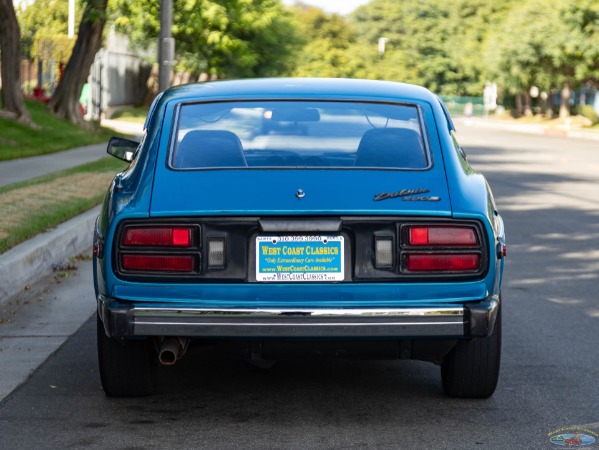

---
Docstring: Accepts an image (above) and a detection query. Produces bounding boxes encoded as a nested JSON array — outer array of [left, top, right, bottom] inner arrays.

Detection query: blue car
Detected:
[[94, 78, 506, 398]]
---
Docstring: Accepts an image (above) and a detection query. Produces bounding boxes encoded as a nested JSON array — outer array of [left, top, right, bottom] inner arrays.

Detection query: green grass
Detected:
[[110, 106, 149, 124], [0, 157, 127, 254], [0, 100, 116, 162]]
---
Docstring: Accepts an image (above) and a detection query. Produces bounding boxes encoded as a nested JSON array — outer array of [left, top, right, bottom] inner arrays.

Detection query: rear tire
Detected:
[[97, 314, 157, 397], [441, 302, 502, 398]]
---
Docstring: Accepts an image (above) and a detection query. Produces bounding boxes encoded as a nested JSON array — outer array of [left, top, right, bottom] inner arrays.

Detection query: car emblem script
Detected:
[[374, 188, 439, 202]]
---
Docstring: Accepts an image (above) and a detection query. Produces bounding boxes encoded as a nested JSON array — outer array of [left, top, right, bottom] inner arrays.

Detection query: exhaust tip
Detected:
[[157, 337, 189, 366], [159, 350, 178, 366]]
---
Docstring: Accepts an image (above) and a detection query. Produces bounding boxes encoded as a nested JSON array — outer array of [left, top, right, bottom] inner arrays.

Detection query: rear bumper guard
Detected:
[[97, 295, 499, 340]]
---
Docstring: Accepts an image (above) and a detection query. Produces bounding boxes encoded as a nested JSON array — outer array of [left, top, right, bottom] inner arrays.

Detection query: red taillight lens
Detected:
[[406, 254, 480, 272], [408, 226, 478, 246], [123, 227, 191, 247], [122, 255, 194, 272]]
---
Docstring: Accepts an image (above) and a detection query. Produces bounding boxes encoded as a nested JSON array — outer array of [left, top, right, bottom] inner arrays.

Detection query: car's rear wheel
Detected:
[[441, 301, 502, 398], [97, 314, 157, 397]]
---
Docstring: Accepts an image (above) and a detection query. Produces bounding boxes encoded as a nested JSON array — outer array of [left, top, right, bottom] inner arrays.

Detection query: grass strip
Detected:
[[109, 106, 149, 124], [0, 157, 127, 254], [0, 100, 116, 162]]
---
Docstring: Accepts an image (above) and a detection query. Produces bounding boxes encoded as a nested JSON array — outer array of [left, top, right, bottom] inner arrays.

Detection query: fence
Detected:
[[440, 95, 485, 117], [16, 50, 150, 120], [86, 49, 152, 120]]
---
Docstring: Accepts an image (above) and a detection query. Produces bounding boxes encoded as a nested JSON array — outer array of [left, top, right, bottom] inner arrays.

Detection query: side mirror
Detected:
[[107, 137, 139, 162]]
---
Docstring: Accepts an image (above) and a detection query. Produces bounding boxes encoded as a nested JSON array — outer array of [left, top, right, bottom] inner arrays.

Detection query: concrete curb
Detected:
[[0, 206, 99, 304]]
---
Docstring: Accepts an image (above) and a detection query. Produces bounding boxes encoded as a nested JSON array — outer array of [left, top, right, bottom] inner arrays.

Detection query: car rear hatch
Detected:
[[149, 167, 452, 217]]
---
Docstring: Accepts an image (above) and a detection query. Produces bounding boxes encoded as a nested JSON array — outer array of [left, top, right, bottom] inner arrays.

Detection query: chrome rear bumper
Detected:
[[98, 295, 499, 339]]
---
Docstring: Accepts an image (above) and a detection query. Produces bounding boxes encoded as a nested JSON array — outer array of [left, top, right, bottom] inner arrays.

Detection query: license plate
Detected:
[[256, 235, 344, 282]]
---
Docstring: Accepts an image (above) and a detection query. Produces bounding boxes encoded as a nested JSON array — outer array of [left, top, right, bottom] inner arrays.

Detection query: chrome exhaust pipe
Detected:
[[158, 337, 189, 366]]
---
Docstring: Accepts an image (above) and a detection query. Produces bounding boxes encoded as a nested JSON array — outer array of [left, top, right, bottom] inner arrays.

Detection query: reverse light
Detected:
[[408, 226, 478, 246], [208, 238, 225, 267], [375, 237, 393, 268], [122, 254, 194, 272], [406, 254, 480, 272], [123, 227, 192, 247]]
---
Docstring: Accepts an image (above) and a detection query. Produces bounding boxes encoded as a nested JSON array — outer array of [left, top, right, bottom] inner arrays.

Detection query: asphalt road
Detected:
[[1, 125, 598, 449]]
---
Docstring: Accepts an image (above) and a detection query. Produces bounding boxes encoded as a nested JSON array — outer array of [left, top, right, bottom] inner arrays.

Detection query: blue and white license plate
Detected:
[[256, 235, 344, 282]]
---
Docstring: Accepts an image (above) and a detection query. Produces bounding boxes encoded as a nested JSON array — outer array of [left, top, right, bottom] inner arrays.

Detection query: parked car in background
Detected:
[[94, 78, 506, 398]]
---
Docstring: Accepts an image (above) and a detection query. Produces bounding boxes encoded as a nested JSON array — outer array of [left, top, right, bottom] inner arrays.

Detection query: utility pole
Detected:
[[68, 0, 75, 38], [158, 0, 174, 93], [378, 37, 389, 56]]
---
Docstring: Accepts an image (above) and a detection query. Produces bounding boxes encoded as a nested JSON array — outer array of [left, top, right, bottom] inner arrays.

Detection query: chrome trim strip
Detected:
[[131, 307, 465, 338], [134, 307, 464, 317]]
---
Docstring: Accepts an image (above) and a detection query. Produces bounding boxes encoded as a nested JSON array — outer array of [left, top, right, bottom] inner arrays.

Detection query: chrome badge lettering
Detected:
[[374, 188, 437, 202], [402, 196, 441, 202]]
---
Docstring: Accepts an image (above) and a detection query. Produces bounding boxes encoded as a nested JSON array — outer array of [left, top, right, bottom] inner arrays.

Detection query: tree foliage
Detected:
[[484, 0, 568, 95], [17, 0, 83, 60], [111, 0, 300, 78], [9, 0, 598, 121], [290, 5, 374, 78], [347, 0, 521, 95], [561, 0, 599, 85], [286, 0, 597, 114]]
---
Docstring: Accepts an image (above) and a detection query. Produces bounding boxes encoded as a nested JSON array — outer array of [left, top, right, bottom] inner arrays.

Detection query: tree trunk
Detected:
[[512, 92, 523, 118], [47, 0, 108, 125], [559, 82, 571, 119], [524, 91, 533, 117], [0, 0, 32, 124]]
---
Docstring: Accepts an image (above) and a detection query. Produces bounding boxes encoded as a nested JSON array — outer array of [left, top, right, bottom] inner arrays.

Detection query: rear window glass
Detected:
[[171, 101, 428, 169]]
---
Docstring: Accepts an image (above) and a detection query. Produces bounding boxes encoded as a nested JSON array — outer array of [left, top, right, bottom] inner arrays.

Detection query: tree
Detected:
[[112, 0, 299, 79], [290, 5, 372, 78], [17, 0, 80, 91], [17, 0, 82, 60], [561, 0, 599, 86], [349, 0, 517, 95], [479, 0, 599, 118], [349, 0, 454, 92], [0, 0, 32, 123], [47, 0, 108, 124]]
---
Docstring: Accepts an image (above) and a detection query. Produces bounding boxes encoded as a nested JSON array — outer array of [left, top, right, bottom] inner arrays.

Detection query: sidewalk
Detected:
[[0, 144, 107, 188], [0, 119, 143, 303], [456, 117, 599, 142], [0, 119, 144, 188]]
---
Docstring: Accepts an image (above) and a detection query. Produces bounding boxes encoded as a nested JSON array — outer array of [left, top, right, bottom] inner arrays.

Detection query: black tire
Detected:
[[97, 314, 158, 397], [441, 301, 502, 398]]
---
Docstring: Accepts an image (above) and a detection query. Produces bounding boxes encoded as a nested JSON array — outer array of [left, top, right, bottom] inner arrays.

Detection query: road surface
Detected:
[[0, 124, 598, 449]]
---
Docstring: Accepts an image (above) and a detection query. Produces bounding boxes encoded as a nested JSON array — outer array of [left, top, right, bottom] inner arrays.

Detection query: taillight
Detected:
[[401, 224, 484, 275], [122, 255, 194, 272], [122, 227, 192, 247], [119, 225, 198, 275], [406, 254, 480, 272], [408, 226, 478, 246]]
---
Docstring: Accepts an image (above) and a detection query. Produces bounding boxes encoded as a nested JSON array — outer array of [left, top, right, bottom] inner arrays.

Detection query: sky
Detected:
[[282, 0, 372, 15]]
